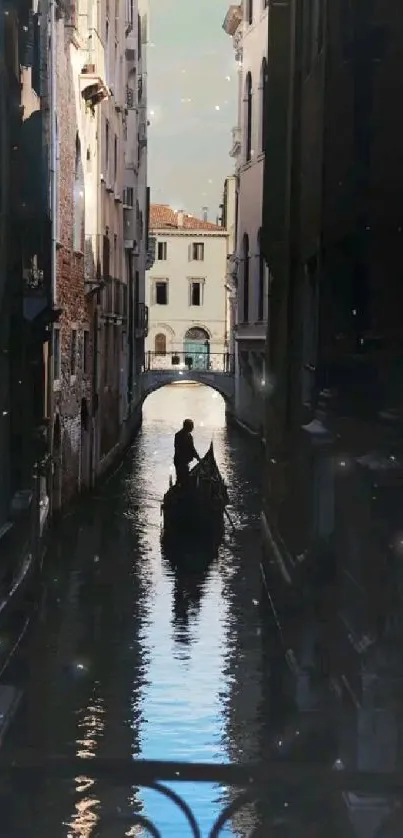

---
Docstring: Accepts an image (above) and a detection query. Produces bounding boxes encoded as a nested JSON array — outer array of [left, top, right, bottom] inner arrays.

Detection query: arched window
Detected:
[[257, 228, 264, 322], [154, 333, 166, 356], [73, 134, 84, 252], [246, 0, 253, 25], [260, 58, 268, 152], [243, 234, 249, 323], [245, 73, 252, 163]]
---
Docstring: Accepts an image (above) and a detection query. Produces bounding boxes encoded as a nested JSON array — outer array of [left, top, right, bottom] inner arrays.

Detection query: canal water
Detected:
[[2, 384, 273, 836]]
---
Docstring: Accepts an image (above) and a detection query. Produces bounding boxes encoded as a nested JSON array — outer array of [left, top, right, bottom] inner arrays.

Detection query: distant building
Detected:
[[145, 205, 228, 372], [223, 0, 269, 435]]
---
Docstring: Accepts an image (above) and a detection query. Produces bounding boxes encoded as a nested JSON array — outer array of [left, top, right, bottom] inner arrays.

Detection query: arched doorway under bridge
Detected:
[[183, 327, 210, 371]]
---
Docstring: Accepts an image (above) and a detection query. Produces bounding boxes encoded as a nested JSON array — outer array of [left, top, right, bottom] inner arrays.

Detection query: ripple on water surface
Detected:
[[3, 385, 264, 837]]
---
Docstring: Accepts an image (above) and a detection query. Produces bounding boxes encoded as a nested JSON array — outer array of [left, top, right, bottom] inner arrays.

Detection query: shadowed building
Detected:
[[260, 0, 403, 778]]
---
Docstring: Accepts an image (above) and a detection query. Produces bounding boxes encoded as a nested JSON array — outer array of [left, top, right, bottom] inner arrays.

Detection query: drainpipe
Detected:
[[47, 0, 57, 510], [50, 0, 57, 306]]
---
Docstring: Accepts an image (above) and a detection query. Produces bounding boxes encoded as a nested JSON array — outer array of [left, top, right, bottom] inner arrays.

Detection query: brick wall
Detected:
[[53, 21, 93, 505]]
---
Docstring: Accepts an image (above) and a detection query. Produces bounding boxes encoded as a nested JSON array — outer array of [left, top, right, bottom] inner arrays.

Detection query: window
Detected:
[[105, 119, 110, 172], [154, 280, 168, 305], [246, 0, 253, 25], [189, 280, 203, 307], [70, 329, 77, 377], [124, 186, 134, 206], [257, 228, 264, 321], [245, 73, 252, 162], [155, 333, 166, 356], [104, 323, 110, 386], [105, 20, 110, 83], [83, 330, 90, 375], [190, 242, 204, 261], [260, 59, 268, 152], [157, 241, 167, 260], [242, 234, 249, 322], [137, 13, 142, 60], [73, 134, 84, 252], [53, 328, 61, 381]]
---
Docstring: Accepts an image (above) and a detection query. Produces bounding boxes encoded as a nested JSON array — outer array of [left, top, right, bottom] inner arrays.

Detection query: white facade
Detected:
[[222, 175, 237, 358], [223, 0, 269, 434], [145, 207, 228, 372]]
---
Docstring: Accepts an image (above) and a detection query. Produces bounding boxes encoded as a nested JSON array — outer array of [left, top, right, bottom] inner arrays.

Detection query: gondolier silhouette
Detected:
[[174, 419, 200, 485]]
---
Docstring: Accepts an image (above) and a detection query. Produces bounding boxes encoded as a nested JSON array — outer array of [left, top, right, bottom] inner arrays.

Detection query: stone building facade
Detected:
[[51, 10, 93, 507], [0, 0, 51, 567], [49, 0, 149, 506], [223, 0, 269, 435], [260, 0, 403, 780]]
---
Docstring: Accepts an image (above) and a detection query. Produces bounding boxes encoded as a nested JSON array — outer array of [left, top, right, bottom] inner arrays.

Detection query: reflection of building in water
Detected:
[[335, 679, 403, 838], [219, 552, 263, 836], [58, 508, 148, 837]]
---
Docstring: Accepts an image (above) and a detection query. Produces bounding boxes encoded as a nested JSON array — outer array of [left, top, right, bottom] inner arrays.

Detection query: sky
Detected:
[[147, 0, 237, 222]]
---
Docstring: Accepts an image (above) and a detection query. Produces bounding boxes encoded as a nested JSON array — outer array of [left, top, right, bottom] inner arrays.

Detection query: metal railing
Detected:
[[1, 757, 403, 836], [145, 351, 234, 374]]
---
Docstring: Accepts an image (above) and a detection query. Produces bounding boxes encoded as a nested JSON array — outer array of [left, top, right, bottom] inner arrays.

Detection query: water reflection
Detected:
[[162, 542, 218, 650], [2, 384, 268, 836]]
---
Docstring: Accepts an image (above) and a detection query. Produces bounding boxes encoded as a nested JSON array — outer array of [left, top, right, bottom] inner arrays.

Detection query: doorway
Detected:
[[183, 327, 210, 370]]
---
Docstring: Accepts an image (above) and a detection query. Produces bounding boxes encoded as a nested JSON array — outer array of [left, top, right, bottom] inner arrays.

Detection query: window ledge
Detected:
[[73, 249, 84, 257]]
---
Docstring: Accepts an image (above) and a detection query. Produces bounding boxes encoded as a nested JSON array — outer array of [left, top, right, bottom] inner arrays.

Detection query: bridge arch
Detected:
[[141, 369, 234, 406]]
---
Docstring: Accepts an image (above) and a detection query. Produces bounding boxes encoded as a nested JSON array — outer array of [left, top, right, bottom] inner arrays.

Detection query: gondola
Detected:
[[161, 442, 229, 545]]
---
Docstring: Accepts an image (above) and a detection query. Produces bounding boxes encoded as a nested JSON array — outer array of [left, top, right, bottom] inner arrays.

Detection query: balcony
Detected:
[[222, 4, 242, 36], [230, 126, 241, 158], [135, 302, 148, 337], [79, 29, 109, 110]]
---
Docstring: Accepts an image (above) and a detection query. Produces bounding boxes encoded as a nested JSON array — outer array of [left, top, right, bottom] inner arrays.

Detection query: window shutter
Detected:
[[166, 280, 169, 305], [188, 243, 192, 262], [151, 281, 156, 305]]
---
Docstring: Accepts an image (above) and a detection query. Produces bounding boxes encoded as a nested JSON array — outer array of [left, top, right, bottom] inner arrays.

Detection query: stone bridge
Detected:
[[141, 368, 235, 405]]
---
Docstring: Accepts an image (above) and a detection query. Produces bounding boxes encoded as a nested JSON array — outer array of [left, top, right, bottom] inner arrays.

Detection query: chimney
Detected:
[[177, 210, 184, 227], [202, 206, 208, 222]]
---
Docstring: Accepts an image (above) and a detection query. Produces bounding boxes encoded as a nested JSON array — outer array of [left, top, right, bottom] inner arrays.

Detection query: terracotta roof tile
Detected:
[[150, 204, 222, 231]]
